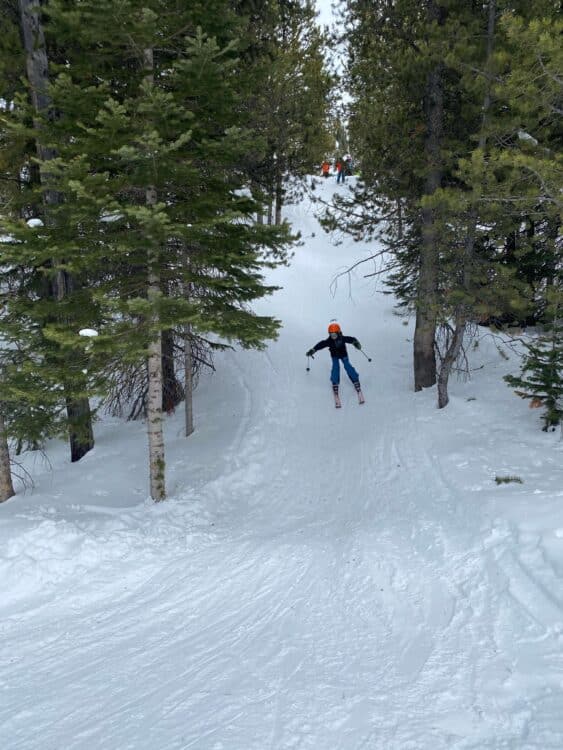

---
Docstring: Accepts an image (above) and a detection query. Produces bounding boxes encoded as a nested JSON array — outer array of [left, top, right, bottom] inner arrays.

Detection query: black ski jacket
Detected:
[[312, 333, 359, 359]]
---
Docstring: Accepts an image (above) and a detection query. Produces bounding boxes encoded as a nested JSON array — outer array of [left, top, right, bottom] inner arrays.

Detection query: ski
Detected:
[[353, 382, 365, 404], [332, 386, 341, 408]]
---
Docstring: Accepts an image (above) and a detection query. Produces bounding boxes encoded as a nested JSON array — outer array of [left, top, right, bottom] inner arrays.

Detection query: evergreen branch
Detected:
[[311, 190, 396, 223], [536, 53, 563, 87], [454, 61, 502, 84]]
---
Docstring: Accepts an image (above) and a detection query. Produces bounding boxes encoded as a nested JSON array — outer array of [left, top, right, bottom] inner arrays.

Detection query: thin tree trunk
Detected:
[[182, 275, 194, 437], [252, 180, 264, 225], [436, 0, 496, 408], [144, 48, 166, 502], [146, 186, 166, 501], [414, 62, 442, 390], [0, 409, 15, 502], [162, 328, 183, 413], [275, 164, 283, 225], [18, 0, 94, 461], [396, 198, 403, 241], [413, 2, 446, 391], [436, 318, 466, 407], [184, 325, 194, 437], [267, 159, 275, 225]]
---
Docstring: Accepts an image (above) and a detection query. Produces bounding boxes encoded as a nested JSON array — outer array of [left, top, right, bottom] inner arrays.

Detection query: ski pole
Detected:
[[306, 354, 314, 372], [358, 349, 372, 362]]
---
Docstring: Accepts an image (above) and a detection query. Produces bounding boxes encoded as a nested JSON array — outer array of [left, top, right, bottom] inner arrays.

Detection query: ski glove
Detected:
[[354, 340, 361, 349], [306, 349, 315, 357]]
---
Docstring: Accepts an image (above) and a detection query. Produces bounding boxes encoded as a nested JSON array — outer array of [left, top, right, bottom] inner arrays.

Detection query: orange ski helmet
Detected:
[[328, 322, 341, 334]]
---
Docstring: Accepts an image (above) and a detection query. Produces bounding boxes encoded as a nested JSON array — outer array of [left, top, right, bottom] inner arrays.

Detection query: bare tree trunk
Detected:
[[146, 186, 166, 501], [436, 0, 496, 408], [0, 409, 15, 503], [396, 198, 403, 241], [181, 274, 194, 437], [162, 328, 183, 413], [414, 63, 442, 390], [66, 396, 95, 462], [436, 318, 466, 407], [267, 198, 273, 225], [144, 48, 166, 502], [274, 164, 283, 226], [18, 0, 94, 462], [267, 164, 275, 225], [18, 0, 52, 135], [251, 180, 264, 225], [413, 2, 447, 391], [184, 325, 194, 437]]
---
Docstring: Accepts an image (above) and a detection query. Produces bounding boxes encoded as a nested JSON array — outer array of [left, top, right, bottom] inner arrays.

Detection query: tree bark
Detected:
[[184, 325, 194, 437], [18, 0, 94, 461], [436, 318, 466, 408], [414, 59, 442, 391], [274, 163, 283, 226], [251, 180, 264, 225], [18, 0, 52, 129], [0, 409, 15, 503], [146, 186, 166, 501], [66, 396, 95, 462], [144, 48, 166, 501], [396, 198, 403, 241], [162, 328, 183, 413]]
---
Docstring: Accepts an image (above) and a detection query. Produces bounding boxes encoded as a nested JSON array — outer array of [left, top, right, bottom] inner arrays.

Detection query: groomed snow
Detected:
[[1, 178, 563, 750]]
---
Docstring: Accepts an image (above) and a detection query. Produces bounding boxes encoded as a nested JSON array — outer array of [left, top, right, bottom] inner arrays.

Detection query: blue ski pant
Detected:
[[331, 356, 359, 386]]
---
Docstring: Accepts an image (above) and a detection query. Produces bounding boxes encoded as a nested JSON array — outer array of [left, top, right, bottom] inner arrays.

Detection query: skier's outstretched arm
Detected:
[[306, 339, 329, 357], [343, 336, 361, 349]]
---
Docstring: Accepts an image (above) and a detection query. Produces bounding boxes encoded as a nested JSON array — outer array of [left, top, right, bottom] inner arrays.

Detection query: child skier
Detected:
[[306, 322, 365, 407]]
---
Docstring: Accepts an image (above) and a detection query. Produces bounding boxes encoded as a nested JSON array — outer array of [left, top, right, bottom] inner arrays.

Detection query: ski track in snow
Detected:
[[2, 178, 563, 749]]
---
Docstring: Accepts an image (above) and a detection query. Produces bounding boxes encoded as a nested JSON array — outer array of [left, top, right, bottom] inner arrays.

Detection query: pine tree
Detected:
[[234, 0, 334, 223], [505, 287, 563, 430], [1, 0, 292, 499], [328, 0, 561, 411], [496, 7, 563, 430], [341, 0, 485, 391], [0, 0, 95, 461]]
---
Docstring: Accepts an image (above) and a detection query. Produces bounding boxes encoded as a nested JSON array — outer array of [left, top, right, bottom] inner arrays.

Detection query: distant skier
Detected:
[[335, 159, 345, 184], [306, 322, 365, 407]]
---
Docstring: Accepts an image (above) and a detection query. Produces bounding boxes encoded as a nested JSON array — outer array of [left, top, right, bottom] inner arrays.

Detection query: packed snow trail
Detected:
[[2, 178, 563, 749]]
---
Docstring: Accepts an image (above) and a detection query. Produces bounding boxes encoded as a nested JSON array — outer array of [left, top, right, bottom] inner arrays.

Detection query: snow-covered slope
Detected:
[[2, 178, 563, 750]]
